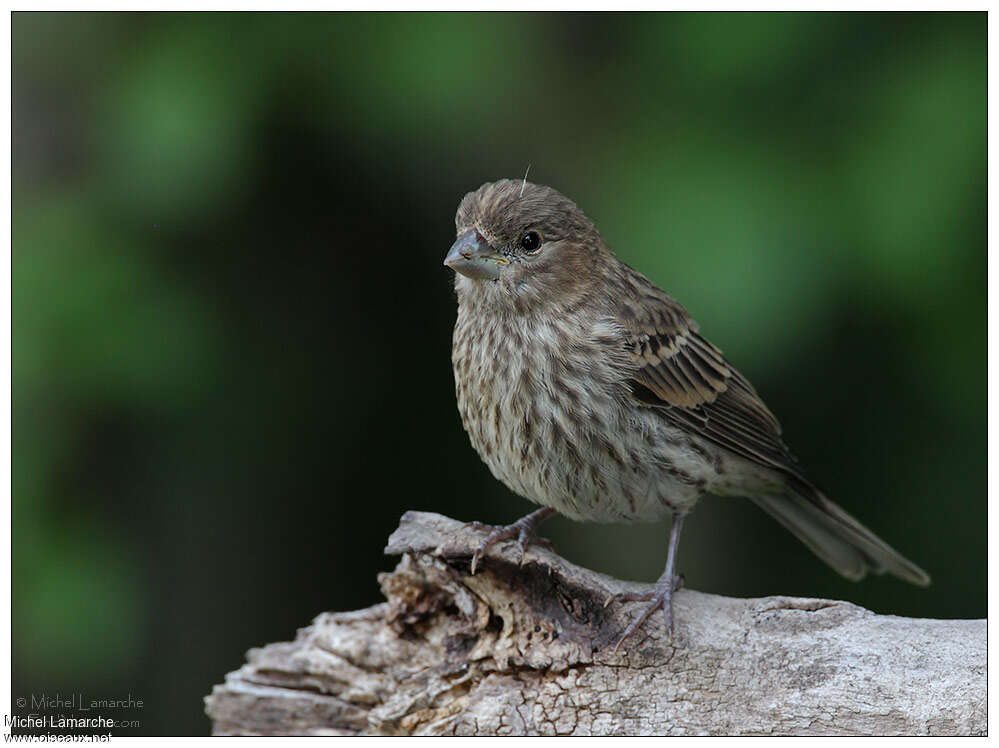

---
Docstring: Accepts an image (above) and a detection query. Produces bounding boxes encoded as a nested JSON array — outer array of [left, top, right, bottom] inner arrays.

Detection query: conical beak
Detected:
[[444, 229, 508, 281]]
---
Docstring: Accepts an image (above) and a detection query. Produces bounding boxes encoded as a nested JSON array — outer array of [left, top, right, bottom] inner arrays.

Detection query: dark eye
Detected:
[[520, 231, 542, 253]]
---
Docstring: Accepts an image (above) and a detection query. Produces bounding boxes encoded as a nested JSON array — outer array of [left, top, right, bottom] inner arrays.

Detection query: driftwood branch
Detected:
[[204, 512, 985, 736]]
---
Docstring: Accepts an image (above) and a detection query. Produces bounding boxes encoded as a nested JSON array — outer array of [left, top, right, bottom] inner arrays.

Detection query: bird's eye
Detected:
[[520, 231, 543, 253]]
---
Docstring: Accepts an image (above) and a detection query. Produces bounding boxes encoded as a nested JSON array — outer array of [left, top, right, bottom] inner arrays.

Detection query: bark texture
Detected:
[[204, 511, 985, 736]]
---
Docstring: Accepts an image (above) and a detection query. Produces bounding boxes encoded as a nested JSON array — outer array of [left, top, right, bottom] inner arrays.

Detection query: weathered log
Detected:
[[204, 511, 985, 735]]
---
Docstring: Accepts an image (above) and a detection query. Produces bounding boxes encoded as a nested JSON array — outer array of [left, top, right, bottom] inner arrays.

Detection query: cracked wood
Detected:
[[204, 511, 985, 736]]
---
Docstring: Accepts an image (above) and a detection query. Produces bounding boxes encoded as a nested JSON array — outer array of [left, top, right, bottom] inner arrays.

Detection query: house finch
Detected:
[[444, 179, 929, 648]]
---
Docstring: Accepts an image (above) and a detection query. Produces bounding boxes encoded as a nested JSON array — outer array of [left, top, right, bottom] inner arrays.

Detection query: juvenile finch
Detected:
[[444, 179, 929, 648]]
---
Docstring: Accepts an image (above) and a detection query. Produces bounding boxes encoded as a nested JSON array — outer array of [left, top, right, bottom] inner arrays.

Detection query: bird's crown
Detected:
[[455, 179, 596, 244]]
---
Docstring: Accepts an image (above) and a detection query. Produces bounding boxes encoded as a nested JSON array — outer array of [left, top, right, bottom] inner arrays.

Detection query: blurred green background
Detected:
[[13, 11, 985, 736]]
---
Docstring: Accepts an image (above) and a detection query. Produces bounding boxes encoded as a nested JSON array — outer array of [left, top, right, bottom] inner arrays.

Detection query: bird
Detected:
[[443, 178, 929, 649]]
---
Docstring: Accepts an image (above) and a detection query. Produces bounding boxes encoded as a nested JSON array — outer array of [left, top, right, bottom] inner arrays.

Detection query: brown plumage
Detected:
[[444, 179, 929, 647]]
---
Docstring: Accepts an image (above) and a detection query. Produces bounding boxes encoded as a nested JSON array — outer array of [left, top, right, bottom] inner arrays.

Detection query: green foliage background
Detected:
[[14, 12, 985, 735]]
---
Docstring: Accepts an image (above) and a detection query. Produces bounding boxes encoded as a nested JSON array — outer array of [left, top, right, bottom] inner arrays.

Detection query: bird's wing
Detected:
[[608, 269, 931, 588], [611, 272, 804, 479]]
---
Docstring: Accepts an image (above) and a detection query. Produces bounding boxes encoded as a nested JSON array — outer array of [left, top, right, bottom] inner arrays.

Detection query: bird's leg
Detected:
[[611, 512, 686, 652], [468, 507, 556, 575]]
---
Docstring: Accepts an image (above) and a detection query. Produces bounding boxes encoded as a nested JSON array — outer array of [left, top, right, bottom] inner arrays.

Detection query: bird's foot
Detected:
[[604, 573, 684, 607], [467, 507, 556, 575], [608, 574, 684, 652]]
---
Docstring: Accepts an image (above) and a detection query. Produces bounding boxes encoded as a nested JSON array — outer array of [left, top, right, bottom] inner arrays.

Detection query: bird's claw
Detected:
[[608, 574, 684, 653], [469, 524, 553, 575], [465, 509, 555, 575], [604, 573, 684, 607]]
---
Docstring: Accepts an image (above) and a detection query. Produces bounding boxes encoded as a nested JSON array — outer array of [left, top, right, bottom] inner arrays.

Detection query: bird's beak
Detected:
[[444, 229, 508, 281]]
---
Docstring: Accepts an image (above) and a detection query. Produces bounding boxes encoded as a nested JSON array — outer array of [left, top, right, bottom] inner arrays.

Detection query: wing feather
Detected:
[[611, 271, 802, 481]]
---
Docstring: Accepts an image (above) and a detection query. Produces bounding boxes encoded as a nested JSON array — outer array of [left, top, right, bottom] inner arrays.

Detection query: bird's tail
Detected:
[[751, 481, 930, 587]]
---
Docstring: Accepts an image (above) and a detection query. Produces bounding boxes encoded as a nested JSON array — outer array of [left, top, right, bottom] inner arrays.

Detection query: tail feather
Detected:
[[751, 485, 931, 587]]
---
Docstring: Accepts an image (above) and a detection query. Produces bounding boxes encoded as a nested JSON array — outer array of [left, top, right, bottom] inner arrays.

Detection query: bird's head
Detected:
[[445, 180, 605, 312]]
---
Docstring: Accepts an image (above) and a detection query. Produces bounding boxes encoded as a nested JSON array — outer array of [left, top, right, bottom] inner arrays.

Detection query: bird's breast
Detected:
[[451, 306, 700, 523]]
